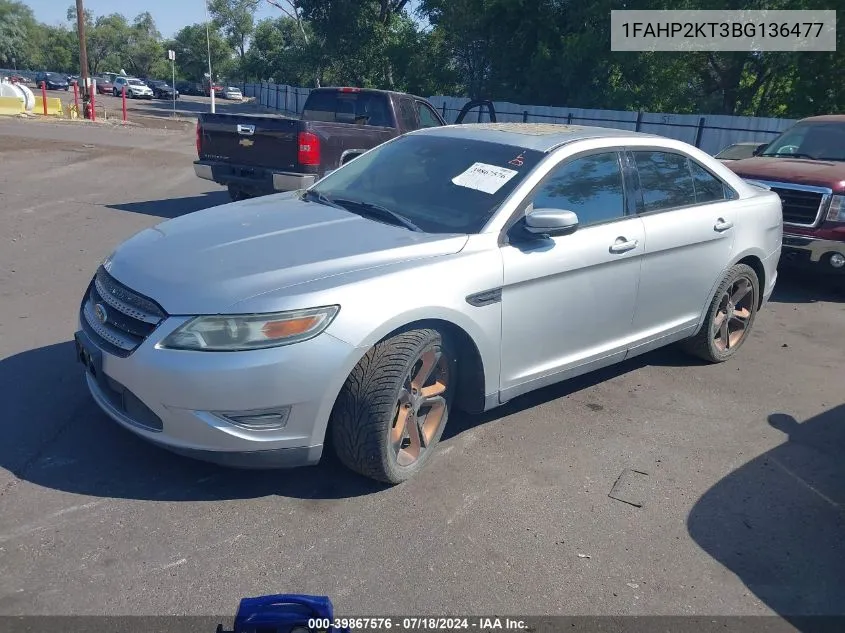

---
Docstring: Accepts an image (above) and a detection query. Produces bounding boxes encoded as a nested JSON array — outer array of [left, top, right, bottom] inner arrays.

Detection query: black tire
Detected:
[[682, 263, 760, 363], [330, 328, 457, 484]]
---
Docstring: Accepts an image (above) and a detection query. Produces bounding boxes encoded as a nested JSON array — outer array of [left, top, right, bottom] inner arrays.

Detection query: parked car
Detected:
[[113, 76, 153, 99], [147, 79, 179, 100], [222, 86, 243, 100], [176, 81, 204, 96], [714, 142, 769, 162], [76, 123, 782, 483], [194, 86, 496, 201], [96, 77, 114, 95], [33, 72, 69, 90], [725, 115, 845, 279]]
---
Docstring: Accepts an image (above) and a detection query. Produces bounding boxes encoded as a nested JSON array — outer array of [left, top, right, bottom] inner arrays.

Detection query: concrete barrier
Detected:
[[34, 96, 64, 116], [0, 96, 24, 115]]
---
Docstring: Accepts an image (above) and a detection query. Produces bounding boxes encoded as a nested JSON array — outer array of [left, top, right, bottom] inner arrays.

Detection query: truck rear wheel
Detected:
[[330, 328, 457, 484], [227, 186, 250, 202]]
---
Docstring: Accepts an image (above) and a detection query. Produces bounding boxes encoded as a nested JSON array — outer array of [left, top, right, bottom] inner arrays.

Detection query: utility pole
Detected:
[[204, 0, 216, 114], [75, 0, 91, 115]]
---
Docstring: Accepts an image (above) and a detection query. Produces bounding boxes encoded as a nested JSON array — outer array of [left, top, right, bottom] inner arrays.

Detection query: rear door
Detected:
[[628, 149, 738, 350], [199, 114, 301, 169]]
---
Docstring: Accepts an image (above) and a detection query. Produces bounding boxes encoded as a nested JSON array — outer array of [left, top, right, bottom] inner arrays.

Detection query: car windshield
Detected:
[[45, 73, 63, 79], [759, 122, 845, 161], [227, 87, 239, 91], [309, 134, 545, 234], [715, 144, 759, 160], [128, 79, 144, 86]]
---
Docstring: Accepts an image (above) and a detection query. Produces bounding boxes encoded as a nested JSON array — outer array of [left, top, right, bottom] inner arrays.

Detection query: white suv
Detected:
[[113, 77, 153, 99]]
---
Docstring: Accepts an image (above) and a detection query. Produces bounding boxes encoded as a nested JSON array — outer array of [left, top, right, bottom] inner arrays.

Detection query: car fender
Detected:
[[692, 245, 772, 336], [308, 303, 501, 447]]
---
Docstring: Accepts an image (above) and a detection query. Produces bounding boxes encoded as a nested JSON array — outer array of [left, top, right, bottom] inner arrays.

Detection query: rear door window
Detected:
[[416, 101, 443, 128], [633, 151, 697, 212], [302, 91, 393, 127], [398, 98, 418, 130]]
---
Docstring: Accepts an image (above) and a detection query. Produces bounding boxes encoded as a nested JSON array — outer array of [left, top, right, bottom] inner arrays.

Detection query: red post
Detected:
[[90, 84, 96, 122], [73, 81, 79, 113], [41, 82, 48, 115], [122, 86, 127, 123]]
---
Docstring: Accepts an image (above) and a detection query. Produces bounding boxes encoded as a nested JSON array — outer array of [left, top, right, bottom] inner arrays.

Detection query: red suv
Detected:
[[726, 115, 845, 279]]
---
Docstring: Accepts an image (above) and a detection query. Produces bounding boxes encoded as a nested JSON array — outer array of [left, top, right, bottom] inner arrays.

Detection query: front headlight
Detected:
[[826, 195, 845, 223], [160, 305, 340, 351]]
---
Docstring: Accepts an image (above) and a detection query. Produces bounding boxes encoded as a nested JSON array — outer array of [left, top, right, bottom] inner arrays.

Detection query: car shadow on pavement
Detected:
[[106, 191, 230, 219], [2, 340, 705, 503], [0, 341, 386, 503], [443, 344, 703, 440], [770, 267, 844, 304], [688, 406, 845, 629]]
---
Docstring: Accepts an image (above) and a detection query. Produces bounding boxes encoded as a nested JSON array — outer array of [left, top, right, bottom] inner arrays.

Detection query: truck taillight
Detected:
[[196, 121, 202, 157], [298, 131, 320, 166]]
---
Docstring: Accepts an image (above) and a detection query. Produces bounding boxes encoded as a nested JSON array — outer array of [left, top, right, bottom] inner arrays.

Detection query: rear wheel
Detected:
[[682, 263, 760, 363], [227, 186, 250, 202], [331, 328, 456, 484]]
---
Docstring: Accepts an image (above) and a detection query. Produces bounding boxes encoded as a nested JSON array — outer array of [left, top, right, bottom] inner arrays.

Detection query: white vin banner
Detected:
[[611, 10, 836, 52]]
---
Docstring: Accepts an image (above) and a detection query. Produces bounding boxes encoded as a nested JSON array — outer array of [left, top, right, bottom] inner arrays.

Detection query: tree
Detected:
[[209, 0, 258, 80], [0, 0, 36, 67], [124, 12, 165, 77], [88, 14, 132, 75], [172, 23, 234, 81]]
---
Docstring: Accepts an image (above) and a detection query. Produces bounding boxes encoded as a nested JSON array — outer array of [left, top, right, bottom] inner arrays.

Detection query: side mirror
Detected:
[[752, 142, 768, 156], [524, 208, 580, 236]]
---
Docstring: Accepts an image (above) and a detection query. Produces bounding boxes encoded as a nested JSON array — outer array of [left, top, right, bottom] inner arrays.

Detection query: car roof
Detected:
[[797, 114, 845, 124], [411, 122, 661, 152]]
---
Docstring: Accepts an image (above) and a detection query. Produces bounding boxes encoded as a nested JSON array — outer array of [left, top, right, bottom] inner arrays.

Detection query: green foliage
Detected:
[[172, 23, 234, 81], [209, 0, 258, 79], [9, 0, 845, 117]]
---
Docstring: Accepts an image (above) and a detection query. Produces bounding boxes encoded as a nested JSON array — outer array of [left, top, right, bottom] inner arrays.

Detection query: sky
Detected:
[[24, 0, 281, 38], [24, 0, 424, 38]]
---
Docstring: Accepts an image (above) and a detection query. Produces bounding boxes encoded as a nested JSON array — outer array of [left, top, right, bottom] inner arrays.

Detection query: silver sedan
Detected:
[[75, 123, 783, 483]]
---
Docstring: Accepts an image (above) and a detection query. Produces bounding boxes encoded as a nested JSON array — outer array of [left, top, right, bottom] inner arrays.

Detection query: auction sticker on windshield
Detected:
[[452, 163, 519, 194]]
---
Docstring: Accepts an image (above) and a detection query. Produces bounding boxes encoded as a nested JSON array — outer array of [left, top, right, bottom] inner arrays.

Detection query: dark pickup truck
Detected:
[[194, 86, 496, 201]]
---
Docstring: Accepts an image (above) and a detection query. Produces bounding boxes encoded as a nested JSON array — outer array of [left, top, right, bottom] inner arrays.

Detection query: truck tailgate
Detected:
[[199, 113, 301, 170]]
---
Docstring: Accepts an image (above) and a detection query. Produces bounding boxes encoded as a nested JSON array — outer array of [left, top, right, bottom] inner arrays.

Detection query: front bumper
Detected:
[[194, 160, 318, 195], [781, 234, 845, 275], [77, 320, 359, 469]]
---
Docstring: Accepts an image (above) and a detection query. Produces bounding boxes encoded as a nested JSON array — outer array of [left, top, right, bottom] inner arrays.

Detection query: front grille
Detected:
[[80, 266, 167, 358], [768, 186, 826, 226]]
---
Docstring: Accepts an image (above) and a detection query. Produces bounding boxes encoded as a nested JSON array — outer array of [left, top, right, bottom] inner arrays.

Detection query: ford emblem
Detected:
[[94, 303, 108, 324]]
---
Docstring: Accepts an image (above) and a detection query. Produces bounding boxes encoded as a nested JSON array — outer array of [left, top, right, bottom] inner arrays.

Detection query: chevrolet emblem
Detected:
[[239, 138, 254, 147]]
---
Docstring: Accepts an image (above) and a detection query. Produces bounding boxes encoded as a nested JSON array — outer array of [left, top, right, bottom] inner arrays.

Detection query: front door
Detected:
[[499, 150, 645, 403]]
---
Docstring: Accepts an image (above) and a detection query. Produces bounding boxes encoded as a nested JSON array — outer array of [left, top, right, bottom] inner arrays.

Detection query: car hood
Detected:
[[104, 194, 469, 315], [728, 157, 845, 192]]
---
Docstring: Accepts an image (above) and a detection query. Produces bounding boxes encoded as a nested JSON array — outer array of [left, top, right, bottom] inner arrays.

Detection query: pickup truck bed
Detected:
[[194, 87, 495, 200]]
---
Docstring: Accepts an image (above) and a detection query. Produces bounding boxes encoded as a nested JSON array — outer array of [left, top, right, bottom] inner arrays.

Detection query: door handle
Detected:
[[609, 237, 639, 253], [714, 219, 734, 232]]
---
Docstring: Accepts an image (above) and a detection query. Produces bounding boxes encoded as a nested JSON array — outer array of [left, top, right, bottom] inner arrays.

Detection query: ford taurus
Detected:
[[76, 123, 783, 483]]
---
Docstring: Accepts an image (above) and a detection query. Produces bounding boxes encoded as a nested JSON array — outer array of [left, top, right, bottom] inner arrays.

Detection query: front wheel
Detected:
[[682, 263, 760, 363], [331, 328, 456, 484]]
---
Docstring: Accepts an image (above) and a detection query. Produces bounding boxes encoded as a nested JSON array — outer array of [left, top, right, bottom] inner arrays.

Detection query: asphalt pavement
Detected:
[[0, 117, 843, 622]]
